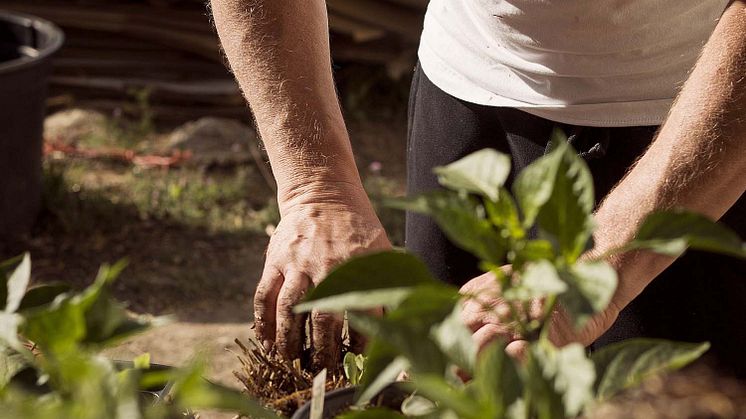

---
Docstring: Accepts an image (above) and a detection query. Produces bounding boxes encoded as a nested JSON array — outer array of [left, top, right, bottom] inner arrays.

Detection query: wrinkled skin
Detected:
[[254, 201, 390, 370], [459, 269, 621, 359]]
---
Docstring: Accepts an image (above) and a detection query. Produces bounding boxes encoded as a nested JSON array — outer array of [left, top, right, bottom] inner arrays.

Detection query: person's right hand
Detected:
[[253, 183, 390, 370]]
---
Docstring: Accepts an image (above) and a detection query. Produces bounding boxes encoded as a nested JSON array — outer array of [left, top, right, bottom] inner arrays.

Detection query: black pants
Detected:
[[405, 65, 746, 377]]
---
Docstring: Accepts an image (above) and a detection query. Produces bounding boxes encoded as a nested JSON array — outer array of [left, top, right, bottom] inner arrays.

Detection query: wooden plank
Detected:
[[327, 0, 424, 42], [49, 76, 241, 98], [328, 12, 386, 43]]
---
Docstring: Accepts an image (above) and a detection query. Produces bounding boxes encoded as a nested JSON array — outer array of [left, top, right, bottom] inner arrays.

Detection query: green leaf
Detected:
[[0, 312, 23, 351], [400, 394, 437, 416], [343, 352, 364, 385], [513, 132, 563, 229], [557, 260, 617, 329], [5, 253, 31, 313], [591, 339, 709, 401], [22, 298, 86, 353], [530, 342, 595, 418], [17, 283, 70, 312], [514, 129, 595, 262], [503, 260, 567, 301], [628, 210, 746, 259], [537, 142, 594, 262], [430, 304, 477, 374], [132, 353, 150, 370], [0, 349, 27, 388], [511, 240, 555, 270], [471, 340, 521, 417], [485, 188, 525, 240], [171, 358, 280, 419], [434, 149, 511, 201], [296, 287, 415, 313], [406, 375, 483, 419], [350, 314, 447, 377], [21, 261, 152, 353], [390, 192, 506, 264], [356, 340, 409, 405], [350, 286, 459, 377], [299, 251, 437, 308], [0, 255, 23, 310]]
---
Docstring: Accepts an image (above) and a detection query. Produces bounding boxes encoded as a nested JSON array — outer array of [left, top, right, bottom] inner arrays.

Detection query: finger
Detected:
[[472, 323, 513, 353], [348, 307, 382, 354], [275, 272, 311, 362], [310, 308, 344, 371], [254, 266, 283, 349], [505, 340, 528, 361], [460, 298, 508, 332]]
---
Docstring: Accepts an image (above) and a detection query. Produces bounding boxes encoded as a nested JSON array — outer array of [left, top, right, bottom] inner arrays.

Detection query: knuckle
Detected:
[[312, 311, 340, 327], [277, 294, 299, 310]]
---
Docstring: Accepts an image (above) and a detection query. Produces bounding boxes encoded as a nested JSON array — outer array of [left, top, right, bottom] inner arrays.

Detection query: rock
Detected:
[[44, 109, 108, 145], [166, 117, 256, 166]]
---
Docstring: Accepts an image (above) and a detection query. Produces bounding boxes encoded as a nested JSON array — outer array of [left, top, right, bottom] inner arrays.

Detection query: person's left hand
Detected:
[[459, 269, 622, 358]]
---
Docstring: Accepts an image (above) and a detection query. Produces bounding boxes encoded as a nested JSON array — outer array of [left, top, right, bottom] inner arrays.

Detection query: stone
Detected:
[[166, 117, 256, 166], [44, 108, 108, 145]]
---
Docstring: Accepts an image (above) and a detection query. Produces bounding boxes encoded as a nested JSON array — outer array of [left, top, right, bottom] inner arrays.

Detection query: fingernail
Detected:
[[262, 340, 272, 351]]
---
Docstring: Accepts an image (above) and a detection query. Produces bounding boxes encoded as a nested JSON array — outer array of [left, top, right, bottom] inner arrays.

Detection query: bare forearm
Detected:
[[594, 1, 746, 308], [210, 0, 365, 210]]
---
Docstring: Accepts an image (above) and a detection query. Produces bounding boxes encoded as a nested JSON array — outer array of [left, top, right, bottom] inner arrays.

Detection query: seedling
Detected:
[[297, 128, 746, 418]]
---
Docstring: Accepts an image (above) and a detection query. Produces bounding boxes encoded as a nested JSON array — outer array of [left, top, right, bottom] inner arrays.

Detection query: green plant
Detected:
[[0, 254, 278, 419], [296, 129, 746, 418]]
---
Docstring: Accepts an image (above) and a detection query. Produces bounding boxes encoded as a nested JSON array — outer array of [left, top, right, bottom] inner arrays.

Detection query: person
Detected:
[[210, 0, 746, 376]]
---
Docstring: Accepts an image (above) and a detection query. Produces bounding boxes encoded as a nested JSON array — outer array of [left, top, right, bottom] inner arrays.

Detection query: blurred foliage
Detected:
[[0, 254, 278, 419], [298, 128, 745, 418]]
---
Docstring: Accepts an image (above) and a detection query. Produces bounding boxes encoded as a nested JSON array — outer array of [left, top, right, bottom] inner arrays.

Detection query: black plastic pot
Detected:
[[291, 384, 409, 419], [0, 11, 63, 238]]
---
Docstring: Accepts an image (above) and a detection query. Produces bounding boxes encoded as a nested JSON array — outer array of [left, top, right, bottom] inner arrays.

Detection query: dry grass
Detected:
[[232, 339, 348, 417]]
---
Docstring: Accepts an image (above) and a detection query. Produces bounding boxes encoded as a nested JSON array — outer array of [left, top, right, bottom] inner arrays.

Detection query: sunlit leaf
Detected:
[[557, 260, 617, 329], [389, 192, 506, 264], [356, 339, 408, 405], [17, 284, 70, 312], [133, 353, 150, 370], [627, 210, 746, 259], [5, 253, 31, 314], [406, 375, 483, 419], [343, 352, 358, 384], [434, 149, 511, 201], [591, 339, 709, 401], [504, 260, 567, 301], [471, 340, 521, 417], [0, 312, 23, 351], [350, 314, 447, 377], [514, 129, 595, 262], [400, 394, 437, 416], [484, 188, 525, 240], [296, 251, 438, 311], [430, 305, 476, 374], [296, 287, 414, 313], [530, 342, 595, 417], [512, 240, 554, 270], [0, 349, 26, 388], [513, 144, 561, 230], [0, 255, 24, 310], [171, 359, 280, 419]]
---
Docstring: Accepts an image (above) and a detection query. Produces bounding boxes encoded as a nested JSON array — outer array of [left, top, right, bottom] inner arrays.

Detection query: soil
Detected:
[[0, 101, 407, 418]]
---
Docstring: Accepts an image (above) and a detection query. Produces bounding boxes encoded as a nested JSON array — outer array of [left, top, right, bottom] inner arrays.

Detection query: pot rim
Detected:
[[0, 9, 64, 75]]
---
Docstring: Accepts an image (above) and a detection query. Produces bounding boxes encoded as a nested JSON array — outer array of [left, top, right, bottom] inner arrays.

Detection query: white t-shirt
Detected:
[[418, 0, 729, 127]]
